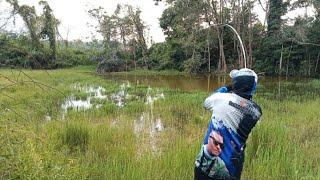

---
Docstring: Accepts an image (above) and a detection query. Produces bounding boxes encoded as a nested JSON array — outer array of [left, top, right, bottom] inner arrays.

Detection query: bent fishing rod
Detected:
[[209, 24, 247, 69]]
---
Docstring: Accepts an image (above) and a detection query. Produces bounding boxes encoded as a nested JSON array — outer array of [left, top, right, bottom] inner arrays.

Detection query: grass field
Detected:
[[0, 66, 319, 179]]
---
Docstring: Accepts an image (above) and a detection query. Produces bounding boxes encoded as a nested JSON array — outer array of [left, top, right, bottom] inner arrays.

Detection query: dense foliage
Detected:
[[155, 0, 320, 76], [1, 0, 320, 76], [0, 33, 100, 68]]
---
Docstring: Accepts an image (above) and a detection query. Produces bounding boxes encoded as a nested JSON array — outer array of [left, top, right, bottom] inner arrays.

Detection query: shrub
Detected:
[[183, 53, 203, 74], [27, 49, 51, 69], [97, 55, 125, 73]]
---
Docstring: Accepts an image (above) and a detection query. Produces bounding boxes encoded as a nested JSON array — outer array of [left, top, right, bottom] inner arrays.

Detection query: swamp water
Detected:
[[59, 81, 166, 154], [104, 74, 320, 99], [59, 73, 319, 154]]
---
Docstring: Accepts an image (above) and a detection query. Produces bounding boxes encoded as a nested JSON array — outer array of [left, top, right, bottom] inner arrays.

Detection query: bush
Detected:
[[97, 55, 125, 73], [183, 53, 203, 74], [148, 42, 173, 70], [0, 33, 100, 69], [27, 49, 51, 69], [0, 34, 28, 67], [55, 48, 99, 68]]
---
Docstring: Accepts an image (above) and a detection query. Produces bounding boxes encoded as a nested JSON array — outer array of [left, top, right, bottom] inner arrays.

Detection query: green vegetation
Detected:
[[0, 67, 319, 179], [108, 69, 187, 76], [1, 0, 319, 179], [1, 0, 320, 76], [0, 33, 100, 68]]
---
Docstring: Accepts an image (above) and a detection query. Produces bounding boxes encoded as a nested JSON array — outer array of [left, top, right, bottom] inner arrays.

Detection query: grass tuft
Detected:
[[59, 122, 89, 152]]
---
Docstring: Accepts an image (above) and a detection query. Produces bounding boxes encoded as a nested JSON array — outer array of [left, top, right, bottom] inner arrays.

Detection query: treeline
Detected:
[[1, 0, 320, 77], [0, 0, 99, 68], [89, 0, 320, 76], [0, 32, 101, 68]]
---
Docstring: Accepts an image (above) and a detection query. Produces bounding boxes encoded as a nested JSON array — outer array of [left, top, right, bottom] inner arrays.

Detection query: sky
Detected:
[[1, 0, 167, 42], [0, 0, 313, 43]]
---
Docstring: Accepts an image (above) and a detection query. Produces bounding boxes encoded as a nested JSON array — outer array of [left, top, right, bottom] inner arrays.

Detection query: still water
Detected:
[[57, 73, 318, 154], [103, 73, 319, 100]]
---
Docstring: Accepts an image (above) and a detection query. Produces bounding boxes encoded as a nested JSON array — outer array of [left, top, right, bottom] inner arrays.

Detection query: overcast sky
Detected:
[[0, 0, 312, 43]]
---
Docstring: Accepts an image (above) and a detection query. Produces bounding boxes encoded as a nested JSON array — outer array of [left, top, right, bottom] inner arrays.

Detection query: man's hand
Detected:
[[215, 85, 232, 93]]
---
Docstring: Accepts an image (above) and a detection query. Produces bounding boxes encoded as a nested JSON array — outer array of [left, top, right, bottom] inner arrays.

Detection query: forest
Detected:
[[0, 0, 319, 77], [1, 1, 320, 179]]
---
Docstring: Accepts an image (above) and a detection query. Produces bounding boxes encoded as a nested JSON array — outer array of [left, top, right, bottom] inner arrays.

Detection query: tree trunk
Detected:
[[231, 0, 239, 68], [239, 0, 244, 68], [236, 7, 242, 68], [279, 44, 283, 76], [207, 0, 226, 72], [286, 43, 293, 78], [264, 1, 269, 28], [248, 1, 253, 68], [208, 40, 211, 72], [308, 54, 311, 76], [133, 47, 137, 70], [217, 28, 226, 72], [315, 52, 319, 73], [220, 0, 226, 72]]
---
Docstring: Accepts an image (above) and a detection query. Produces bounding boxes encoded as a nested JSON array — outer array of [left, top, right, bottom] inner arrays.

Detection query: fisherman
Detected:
[[195, 68, 262, 179]]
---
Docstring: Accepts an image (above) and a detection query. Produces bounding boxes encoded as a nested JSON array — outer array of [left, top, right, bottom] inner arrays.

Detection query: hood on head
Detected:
[[229, 68, 258, 83], [229, 68, 258, 99]]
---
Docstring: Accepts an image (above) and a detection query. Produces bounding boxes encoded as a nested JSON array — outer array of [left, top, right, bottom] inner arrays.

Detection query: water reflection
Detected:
[[258, 76, 318, 100], [105, 74, 230, 93], [61, 96, 92, 119], [60, 85, 109, 119], [104, 73, 318, 99], [72, 83, 107, 99], [134, 87, 166, 156]]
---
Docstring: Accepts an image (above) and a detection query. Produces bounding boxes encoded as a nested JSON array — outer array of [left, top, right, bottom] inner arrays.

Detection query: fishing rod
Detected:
[[210, 24, 247, 69]]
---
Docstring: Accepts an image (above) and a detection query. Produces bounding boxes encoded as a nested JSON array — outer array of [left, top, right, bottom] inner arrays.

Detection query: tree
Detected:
[[89, 4, 150, 72], [39, 0, 58, 61], [255, 0, 289, 75], [160, 0, 210, 72], [207, 0, 228, 72], [6, 0, 41, 49], [127, 6, 149, 68], [4, 0, 60, 68]]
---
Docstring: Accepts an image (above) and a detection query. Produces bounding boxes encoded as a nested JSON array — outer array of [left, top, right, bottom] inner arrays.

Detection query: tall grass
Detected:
[[59, 121, 89, 152], [0, 68, 319, 179]]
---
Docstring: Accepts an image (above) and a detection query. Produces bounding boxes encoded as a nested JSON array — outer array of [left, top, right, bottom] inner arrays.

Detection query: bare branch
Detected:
[[0, 102, 29, 121]]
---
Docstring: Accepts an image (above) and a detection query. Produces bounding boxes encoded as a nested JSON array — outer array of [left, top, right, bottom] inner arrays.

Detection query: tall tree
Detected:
[[256, 0, 289, 74], [267, 0, 287, 38], [39, 0, 58, 61], [205, 0, 228, 72], [89, 4, 150, 72], [6, 0, 41, 49], [6, 0, 58, 53], [127, 6, 149, 68]]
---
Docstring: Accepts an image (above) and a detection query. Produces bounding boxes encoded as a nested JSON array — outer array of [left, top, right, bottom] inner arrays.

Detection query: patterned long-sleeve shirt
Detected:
[[202, 89, 262, 178]]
